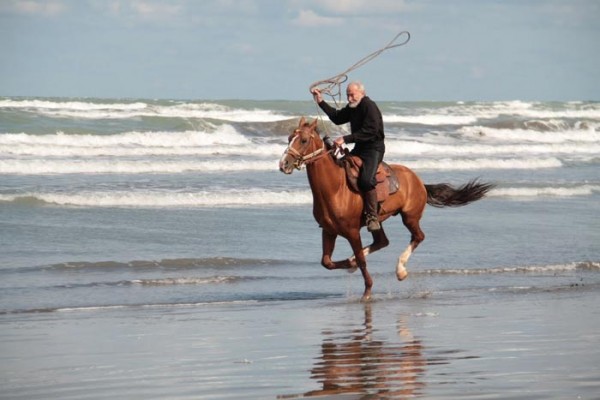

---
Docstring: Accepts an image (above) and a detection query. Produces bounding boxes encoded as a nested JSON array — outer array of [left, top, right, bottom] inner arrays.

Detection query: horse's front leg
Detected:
[[346, 231, 373, 302], [321, 229, 357, 270]]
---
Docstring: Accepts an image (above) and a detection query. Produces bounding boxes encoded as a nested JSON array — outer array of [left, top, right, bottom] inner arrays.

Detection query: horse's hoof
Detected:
[[396, 266, 408, 281], [346, 257, 358, 273]]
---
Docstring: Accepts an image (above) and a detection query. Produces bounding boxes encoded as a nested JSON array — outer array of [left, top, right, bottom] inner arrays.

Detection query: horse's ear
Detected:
[[298, 117, 306, 127], [310, 119, 318, 130]]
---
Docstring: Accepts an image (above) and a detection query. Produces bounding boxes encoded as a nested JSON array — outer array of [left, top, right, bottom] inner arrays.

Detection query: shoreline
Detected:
[[1, 287, 598, 399]]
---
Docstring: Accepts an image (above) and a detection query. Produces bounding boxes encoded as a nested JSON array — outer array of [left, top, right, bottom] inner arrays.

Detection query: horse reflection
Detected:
[[285, 304, 426, 398]]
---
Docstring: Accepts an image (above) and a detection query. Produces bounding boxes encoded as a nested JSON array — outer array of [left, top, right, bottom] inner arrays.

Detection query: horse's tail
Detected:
[[425, 179, 495, 208]]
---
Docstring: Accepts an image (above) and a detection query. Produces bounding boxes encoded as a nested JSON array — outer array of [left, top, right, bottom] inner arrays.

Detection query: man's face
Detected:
[[346, 85, 365, 108]]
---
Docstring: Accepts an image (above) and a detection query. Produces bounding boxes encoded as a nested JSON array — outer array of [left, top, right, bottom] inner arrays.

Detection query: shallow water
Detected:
[[1, 97, 599, 398]]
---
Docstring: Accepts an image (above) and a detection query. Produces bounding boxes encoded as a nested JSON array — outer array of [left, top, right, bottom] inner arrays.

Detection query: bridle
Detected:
[[283, 127, 332, 170]]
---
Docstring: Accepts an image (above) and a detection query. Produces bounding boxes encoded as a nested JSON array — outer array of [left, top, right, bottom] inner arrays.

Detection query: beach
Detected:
[[1, 98, 599, 398], [2, 285, 599, 399]]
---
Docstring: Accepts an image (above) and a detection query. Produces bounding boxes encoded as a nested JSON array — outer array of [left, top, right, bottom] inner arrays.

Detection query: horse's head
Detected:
[[279, 117, 325, 174]]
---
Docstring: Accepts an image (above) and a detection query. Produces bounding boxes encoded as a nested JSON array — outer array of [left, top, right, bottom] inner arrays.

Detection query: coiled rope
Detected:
[[308, 30, 411, 104]]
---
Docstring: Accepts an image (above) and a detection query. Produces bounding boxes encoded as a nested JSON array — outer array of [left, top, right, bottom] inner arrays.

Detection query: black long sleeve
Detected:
[[317, 96, 384, 147]]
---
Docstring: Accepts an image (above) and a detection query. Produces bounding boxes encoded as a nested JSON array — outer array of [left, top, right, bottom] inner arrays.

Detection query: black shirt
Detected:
[[318, 96, 385, 152]]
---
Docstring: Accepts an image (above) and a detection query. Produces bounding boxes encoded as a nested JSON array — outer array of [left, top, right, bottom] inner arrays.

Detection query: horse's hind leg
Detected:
[[396, 214, 425, 281], [347, 227, 390, 269]]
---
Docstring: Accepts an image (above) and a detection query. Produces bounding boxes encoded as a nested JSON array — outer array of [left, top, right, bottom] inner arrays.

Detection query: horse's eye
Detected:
[[301, 139, 308, 144]]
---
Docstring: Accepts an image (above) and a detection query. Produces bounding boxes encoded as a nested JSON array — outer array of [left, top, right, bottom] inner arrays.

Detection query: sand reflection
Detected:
[[281, 303, 427, 398]]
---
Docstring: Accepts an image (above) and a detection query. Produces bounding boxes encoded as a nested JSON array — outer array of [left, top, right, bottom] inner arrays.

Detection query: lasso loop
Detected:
[[309, 31, 410, 105]]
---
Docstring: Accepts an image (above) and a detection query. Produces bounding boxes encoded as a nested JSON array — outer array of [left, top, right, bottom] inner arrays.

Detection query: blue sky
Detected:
[[1, 0, 598, 101]]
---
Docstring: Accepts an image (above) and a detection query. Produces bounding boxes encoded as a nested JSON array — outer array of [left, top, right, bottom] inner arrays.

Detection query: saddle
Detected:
[[341, 153, 400, 203]]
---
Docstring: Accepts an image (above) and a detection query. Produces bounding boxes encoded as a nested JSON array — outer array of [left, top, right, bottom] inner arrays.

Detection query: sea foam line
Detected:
[[0, 99, 291, 122], [489, 185, 600, 198], [1, 183, 597, 209], [420, 261, 600, 275], [0, 189, 313, 208], [0, 156, 566, 175], [0, 159, 279, 175]]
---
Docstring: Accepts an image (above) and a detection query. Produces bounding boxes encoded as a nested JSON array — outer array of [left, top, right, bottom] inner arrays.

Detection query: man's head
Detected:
[[346, 82, 366, 108]]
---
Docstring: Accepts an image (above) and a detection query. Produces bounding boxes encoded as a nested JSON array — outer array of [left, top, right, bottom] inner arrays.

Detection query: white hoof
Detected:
[[396, 264, 408, 281]]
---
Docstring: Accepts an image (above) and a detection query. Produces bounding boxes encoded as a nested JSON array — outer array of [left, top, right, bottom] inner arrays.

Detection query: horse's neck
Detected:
[[306, 155, 345, 197]]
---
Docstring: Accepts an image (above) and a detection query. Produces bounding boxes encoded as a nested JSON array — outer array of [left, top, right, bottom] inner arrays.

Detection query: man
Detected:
[[311, 81, 385, 231]]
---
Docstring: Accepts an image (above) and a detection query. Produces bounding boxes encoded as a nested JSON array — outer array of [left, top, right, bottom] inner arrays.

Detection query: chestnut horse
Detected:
[[279, 118, 494, 301]]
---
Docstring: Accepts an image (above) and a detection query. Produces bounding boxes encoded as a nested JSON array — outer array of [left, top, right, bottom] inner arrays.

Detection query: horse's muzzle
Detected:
[[279, 154, 295, 174]]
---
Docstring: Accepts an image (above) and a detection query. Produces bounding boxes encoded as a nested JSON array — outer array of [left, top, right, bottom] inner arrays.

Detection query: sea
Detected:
[[1, 97, 599, 399]]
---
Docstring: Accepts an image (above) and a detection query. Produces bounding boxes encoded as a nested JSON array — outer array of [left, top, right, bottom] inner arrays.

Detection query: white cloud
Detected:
[[289, 0, 408, 16], [321, 0, 407, 14], [130, 0, 182, 20], [2, 0, 67, 16], [291, 9, 342, 27]]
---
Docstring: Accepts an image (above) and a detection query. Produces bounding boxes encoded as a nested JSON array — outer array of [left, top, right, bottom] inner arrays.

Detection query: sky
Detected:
[[0, 0, 598, 101]]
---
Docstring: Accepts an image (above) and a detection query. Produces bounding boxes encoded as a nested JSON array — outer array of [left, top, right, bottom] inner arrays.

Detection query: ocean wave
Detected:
[[4, 127, 598, 160], [0, 125, 251, 147], [0, 189, 313, 207], [489, 185, 600, 198], [419, 261, 600, 275], [387, 140, 600, 157], [0, 154, 570, 175], [459, 125, 600, 144], [0, 99, 292, 122], [2, 181, 597, 211], [385, 101, 600, 125], [399, 157, 563, 170], [384, 115, 479, 125], [0, 158, 279, 175], [0, 300, 263, 315], [19, 257, 287, 272]]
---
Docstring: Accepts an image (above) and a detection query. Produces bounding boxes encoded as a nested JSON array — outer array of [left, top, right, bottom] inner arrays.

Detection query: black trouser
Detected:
[[352, 147, 384, 192]]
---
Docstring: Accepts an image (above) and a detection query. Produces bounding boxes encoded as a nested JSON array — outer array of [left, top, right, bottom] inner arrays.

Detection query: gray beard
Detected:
[[348, 101, 359, 109]]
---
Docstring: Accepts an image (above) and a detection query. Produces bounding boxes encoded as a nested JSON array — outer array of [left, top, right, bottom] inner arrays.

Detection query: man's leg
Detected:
[[358, 150, 383, 232]]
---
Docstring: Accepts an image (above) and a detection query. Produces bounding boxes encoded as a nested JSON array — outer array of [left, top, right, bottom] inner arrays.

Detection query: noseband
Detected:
[[284, 128, 331, 170]]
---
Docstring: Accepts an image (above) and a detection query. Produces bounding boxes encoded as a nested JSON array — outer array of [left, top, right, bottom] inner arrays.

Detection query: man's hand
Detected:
[[311, 88, 323, 103], [333, 136, 345, 146]]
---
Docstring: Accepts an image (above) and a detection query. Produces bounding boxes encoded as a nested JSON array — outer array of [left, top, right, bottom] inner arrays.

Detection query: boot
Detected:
[[364, 189, 381, 232]]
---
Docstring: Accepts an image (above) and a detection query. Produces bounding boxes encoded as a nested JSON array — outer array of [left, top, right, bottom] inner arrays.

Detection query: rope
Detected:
[[309, 30, 411, 104]]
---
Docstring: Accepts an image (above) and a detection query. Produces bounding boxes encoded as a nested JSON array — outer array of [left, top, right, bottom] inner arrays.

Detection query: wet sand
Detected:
[[1, 287, 599, 400]]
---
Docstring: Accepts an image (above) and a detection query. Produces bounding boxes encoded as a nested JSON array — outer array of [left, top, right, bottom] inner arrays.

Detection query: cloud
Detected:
[[130, 0, 182, 20], [320, 0, 407, 14], [291, 9, 342, 27], [1, 0, 67, 16], [289, 0, 408, 16]]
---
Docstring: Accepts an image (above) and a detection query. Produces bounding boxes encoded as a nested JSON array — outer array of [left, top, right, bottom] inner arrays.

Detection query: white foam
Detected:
[[385, 140, 600, 157], [0, 189, 313, 208], [130, 276, 237, 285], [0, 128, 287, 157], [459, 125, 600, 144], [423, 262, 599, 275], [397, 157, 563, 171], [489, 185, 600, 198], [384, 114, 479, 125], [0, 159, 279, 175], [0, 99, 291, 122]]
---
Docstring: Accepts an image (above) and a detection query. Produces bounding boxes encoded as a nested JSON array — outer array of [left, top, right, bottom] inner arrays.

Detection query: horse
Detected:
[[279, 117, 494, 301]]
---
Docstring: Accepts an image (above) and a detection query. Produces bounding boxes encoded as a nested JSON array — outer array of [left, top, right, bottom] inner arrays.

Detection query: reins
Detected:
[[284, 130, 333, 170]]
